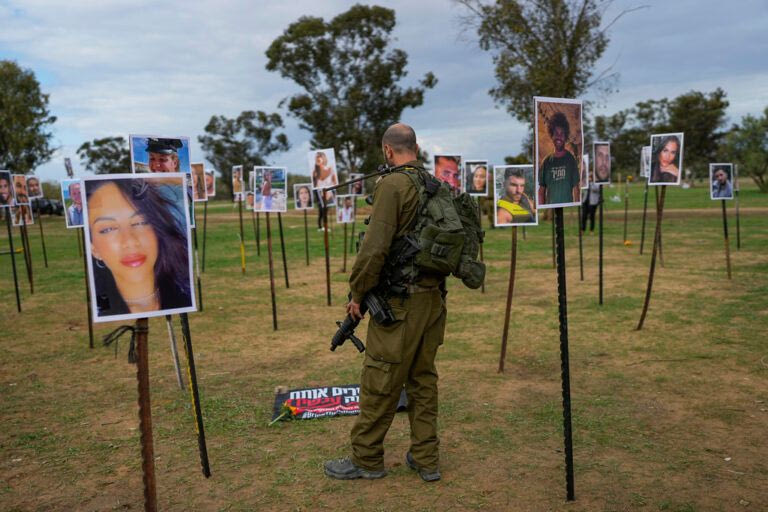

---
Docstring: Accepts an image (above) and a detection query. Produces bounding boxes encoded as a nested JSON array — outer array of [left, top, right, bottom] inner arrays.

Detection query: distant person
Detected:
[[650, 136, 681, 183], [581, 183, 601, 232], [27, 176, 42, 198], [496, 168, 534, 224], [434, 155, 460, 189], [711, 166, 733, 198], [146, 138, 183, 173], [466, 165, 488, 194], [538, 112, 579, 205], [67, 182, 84, 226]]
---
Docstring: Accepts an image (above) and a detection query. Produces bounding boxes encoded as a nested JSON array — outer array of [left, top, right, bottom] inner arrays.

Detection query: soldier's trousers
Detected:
[[350, 288, 446, 472]]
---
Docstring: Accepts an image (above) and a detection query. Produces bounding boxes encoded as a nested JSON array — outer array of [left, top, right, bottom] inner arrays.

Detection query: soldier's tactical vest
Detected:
[[381, 166, 486, 292]]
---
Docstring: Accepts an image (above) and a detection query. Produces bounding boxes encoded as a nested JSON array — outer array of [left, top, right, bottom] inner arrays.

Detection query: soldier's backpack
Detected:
[[385, 167, 486, 290]]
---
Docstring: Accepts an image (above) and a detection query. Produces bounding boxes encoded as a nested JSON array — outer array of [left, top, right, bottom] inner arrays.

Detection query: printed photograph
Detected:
[[0, 171, 14, 207], [534, 97, 583, 208], [294, 183, 314, 210], [205, 171, 216, 197], [581, 154, 589, 190], [649, 133, 684, 186], [309, 148, 338, 190], [348, 173, 364, 196], [318, 188, 336, 208], [26, 176, 43, 199], [710, 163, 734, 200], [593, 142, 611, 185], [336, 195, 356, 223], [61, 179, 84, 228], [464, 160, 489, 196], [640, 146, 651, 178], [232, 165, 244, 196], [246, 191, 255, 211], [12, 174, 30, 205], [253, 167, 287, 212], [129, 135, 191, 174], [434, 154, 462, 190], [82, 173, 196, 322], [191, 163, 207, 202], [11, 205, 34, 226], [493, 165, 538, 227]]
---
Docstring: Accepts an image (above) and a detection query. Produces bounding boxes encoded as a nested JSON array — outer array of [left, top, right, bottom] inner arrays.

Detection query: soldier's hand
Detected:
[[347, 300, 363, 320]]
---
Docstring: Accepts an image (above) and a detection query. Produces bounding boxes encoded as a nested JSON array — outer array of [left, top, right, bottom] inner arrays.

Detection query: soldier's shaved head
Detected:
[[382, 123, 418, 155]]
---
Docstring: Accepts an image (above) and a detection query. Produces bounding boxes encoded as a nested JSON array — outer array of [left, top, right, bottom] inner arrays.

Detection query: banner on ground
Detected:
[[271, 384, 407, 421]]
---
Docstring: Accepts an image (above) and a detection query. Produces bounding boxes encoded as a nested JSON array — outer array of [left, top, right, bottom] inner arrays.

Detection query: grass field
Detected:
[[1, 182, 767, 511]]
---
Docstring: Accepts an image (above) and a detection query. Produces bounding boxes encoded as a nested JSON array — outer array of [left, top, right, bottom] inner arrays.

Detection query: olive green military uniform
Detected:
[[349, 161, 446, 473]]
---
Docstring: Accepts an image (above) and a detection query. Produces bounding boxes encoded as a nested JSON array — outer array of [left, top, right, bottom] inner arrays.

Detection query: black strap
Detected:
[[102, 325, 139, 364]]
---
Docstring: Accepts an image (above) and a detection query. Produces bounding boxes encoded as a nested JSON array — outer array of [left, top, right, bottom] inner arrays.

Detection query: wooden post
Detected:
[[277, 213, 289, 288], [76, 226, 83, 257], [554, 208, 575, 501], [201, 202, 208, 272], [81, 229, 94, 349], [637, 187, 667, 330], [238, 199, 245, 273], [303, 209, 310, 266], [178, 313, 212, 477], [342, 222, 348, 273], [265, 213, 278, 330], [721, 200, 732, 279], [639, 180, 649, 255], [498, 227, 517, 373], [256, 212, 261, 257], [323, 202, 331, 306], [134, 318, 158, 512], [599, 187, 604, 305], [654, 186, 664, 268], [4, 212, 22, 312]]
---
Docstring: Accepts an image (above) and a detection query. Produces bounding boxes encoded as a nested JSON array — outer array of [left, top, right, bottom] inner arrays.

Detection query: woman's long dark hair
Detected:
[[651, 135, 680, 176], [86, 178, 192, 314]]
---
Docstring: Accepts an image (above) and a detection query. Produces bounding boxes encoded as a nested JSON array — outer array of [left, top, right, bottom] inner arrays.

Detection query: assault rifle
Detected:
[[330, 292, 396, 353]]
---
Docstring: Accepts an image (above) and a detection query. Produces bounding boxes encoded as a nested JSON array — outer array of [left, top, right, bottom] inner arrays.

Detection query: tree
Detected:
[[458, 0, 637, 124], [77, 136, 131, 174], [724, 107, 768, 192], [198, 110, 290, 196], [265, 4, 436, 177], [594, 89, 729, 180], [0, 60, 57, 173]]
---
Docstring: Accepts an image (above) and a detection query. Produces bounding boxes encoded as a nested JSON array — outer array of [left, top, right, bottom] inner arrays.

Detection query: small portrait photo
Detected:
[[318, 188, 336, 208], [649, 133, 684, 186], [129, 135, 191, 174], [64, 157, 74, 178], [464, 160, 489, 196], [309, 148, 338, 190], [336, 195, 356, 223], [640, 146, 651, 178], [348, 173, 364, 196], [710, 163, 734, 200], [245, 191, 255, 211], [253, 167, 287, 212], [0, 171, 14, 208], [534, 97, 583, 208], [494, 165, 538, 227], [592, 142, 611, 185], [12, 174, 30, 206], [61, 179, 84, 228], [205, 170, 216, 197], [191, 163, 207, 202], [232, 165, 244, 195], [11, 205, 34, 226], [434, 154, 462, 190], [26, 176, 43, 199], [580, 154, 590, 190], [294, 183, 314, 210], [82, 173, 196, 323]]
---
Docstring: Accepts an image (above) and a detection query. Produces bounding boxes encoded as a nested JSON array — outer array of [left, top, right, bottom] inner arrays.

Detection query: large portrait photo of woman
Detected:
[[82, 173, 196, 322], [649, 133, 684, 186]]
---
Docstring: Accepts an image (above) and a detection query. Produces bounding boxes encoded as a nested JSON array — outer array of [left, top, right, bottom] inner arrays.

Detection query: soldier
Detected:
[[324, 123, 446, 483]]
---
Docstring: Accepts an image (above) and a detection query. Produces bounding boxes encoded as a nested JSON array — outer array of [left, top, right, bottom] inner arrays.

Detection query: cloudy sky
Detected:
[[1, 0, 767, 182]]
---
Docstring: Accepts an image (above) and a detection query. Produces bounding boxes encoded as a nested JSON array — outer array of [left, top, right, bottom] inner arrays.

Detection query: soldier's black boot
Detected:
[[324, 457, 387, 480], [406, 452, 441, 482]]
